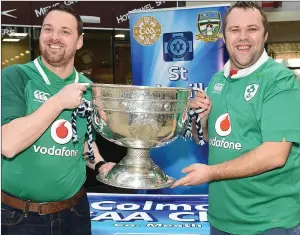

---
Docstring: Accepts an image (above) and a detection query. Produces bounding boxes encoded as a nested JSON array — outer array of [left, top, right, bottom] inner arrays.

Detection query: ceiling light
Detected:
[[20, 53, 24, 56], [10, 58, 15, 61], [15, 56, 20, 59], [8, 33, 28, 37], [5, 60, 9, 63], [80, 16, 101, 24], [2, 62, 5, 65], [25, 50, 30, 54], [3, 38, 20, 42], [115, 34, 125, 38]]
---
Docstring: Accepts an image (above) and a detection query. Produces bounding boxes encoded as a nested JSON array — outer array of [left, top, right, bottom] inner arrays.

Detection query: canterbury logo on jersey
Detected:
[[33, 90, 50, 102], [212, 83, 224, 93]]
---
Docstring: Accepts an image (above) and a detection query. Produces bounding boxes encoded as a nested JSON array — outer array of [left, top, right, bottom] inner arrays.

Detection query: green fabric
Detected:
[[1, 57, 94, 202], [206, 58, 300, 234]]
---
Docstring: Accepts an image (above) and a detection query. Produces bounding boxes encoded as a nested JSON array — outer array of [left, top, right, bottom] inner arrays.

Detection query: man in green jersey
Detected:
[[172, 2, 300, 235], [1, 5, 115, 235]]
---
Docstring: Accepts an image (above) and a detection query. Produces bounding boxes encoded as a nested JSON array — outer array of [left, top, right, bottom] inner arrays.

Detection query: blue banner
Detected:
[[89, 193, 209, 235], [129, 5, 229, 194]]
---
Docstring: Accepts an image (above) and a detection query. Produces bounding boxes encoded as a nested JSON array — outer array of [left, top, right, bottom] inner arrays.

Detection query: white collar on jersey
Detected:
[[34, 58, 79, 85], [223, 49, 269, 79]]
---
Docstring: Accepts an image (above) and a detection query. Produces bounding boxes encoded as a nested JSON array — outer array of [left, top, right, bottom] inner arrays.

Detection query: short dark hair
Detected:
[[42, 4, 83, 36], [223, 1, 268, 38]]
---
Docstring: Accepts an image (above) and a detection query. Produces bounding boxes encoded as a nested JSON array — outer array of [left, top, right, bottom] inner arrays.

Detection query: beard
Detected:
[[39, 41, 76, 67]]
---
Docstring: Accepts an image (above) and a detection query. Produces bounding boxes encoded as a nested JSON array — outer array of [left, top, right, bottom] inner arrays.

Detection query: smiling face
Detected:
[[39, 10, 83, 67], [224, 7, 268, 70]]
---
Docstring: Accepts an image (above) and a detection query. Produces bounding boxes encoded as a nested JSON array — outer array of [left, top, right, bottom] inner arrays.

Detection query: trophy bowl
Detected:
[[91, 84, 191, 189]]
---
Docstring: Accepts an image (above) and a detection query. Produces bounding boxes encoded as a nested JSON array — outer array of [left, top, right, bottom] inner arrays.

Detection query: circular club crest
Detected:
[[133, 16, 161, 46], [167, 36, 190, 59], [215, 113, 231, 137], [51, 119, 73, 144]]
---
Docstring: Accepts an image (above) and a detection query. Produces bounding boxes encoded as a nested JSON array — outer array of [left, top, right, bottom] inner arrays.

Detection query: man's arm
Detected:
[[171, 140, 291, 187], [210, 140, 291, 180], [85, 142, 115, 173], [2, 96, 63, 158], [2, 83, 87, 158], [203, 127, 208, 141], [172, 73, 299, 188], [85, 142, 105, 170]]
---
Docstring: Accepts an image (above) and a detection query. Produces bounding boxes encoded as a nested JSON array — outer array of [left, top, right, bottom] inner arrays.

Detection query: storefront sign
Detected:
[[1, 1, 177, 28]]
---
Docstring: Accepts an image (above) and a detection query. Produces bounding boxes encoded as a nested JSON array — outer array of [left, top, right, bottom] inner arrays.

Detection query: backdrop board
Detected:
[[129, 4, 229, 194]]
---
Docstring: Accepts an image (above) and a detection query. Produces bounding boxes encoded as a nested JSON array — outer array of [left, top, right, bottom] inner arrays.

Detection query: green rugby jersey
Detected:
[[206, 52, 300, 234], [1, 57, 94, 202]]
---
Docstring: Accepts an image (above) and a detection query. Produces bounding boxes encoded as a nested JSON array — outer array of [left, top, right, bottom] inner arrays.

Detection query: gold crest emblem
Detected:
[[133, 16, 161, 46], [196, 11, 223, 42]]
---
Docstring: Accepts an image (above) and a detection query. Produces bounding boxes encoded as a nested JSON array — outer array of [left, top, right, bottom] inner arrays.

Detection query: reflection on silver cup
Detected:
[[91, 84, 191, 189]]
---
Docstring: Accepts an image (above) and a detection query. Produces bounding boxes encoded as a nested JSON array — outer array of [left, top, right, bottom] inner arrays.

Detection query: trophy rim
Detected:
[[91, 83, 191, 92]]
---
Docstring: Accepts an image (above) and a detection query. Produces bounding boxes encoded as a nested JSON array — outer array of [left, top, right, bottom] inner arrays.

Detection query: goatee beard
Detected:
[[39, 43, 75, 67]]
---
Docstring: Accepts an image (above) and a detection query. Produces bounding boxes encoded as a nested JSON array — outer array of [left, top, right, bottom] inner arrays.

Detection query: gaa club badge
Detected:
[[133, 16, 162, 46], [196, 11, 223, 42], [163, 31, 194, 62]]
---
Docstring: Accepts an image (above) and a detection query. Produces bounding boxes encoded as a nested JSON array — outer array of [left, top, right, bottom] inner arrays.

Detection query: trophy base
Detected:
[[96, 173, 176, 189], [95, 148, 176, 189]]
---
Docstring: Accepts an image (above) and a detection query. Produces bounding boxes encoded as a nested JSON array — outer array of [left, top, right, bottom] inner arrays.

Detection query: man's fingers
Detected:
[[190, 100, 208, 110], [196, 91, 207, 99], [200, 110, 210, 119], [195, 96, 210, 104], [182, 164, 196, 173], [170, 176, 189, 188], [193, 88, 207, 98], [100, 162, 115, 173], [79, 84, 88, 91]]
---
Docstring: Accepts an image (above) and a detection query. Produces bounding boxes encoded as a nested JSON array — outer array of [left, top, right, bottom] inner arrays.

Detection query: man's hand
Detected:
[[54, 83, 88, 109], [98, 162, 115, 174], [189, 90, 212, 128], [170, 163, 213, 188]]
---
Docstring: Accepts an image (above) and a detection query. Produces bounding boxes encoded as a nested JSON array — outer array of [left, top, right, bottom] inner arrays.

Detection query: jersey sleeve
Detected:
[[261, 73, 300, 143], [1, 65, 28, 126]]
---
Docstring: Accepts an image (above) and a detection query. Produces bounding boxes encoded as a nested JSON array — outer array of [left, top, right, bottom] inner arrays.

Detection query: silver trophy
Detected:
[[91, 84, 191, 189]]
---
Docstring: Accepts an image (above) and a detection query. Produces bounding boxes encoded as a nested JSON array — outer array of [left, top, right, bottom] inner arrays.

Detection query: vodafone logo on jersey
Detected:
[[51, 119, 72, 144], [215, 113, 231, 137], [33, 119, 78, 157], [209, 113, 242, 151]]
